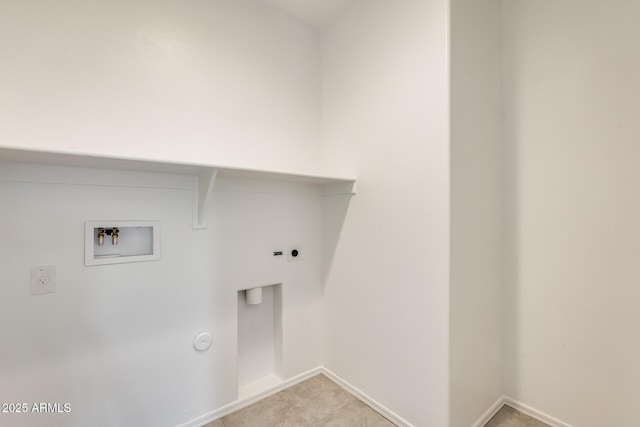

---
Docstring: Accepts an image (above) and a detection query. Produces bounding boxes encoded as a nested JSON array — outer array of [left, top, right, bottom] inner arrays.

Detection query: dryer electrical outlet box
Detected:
[[85, 221, 160, 266]]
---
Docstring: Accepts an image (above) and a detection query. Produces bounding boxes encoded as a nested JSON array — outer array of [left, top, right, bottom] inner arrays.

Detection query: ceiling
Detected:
[[261, 0, 361, 27]]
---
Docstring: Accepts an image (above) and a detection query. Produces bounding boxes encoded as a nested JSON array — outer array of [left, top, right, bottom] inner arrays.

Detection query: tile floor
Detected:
[[203, 374, 549, 427], [204, 374, 395, 426], [485, 405, 551, 427]]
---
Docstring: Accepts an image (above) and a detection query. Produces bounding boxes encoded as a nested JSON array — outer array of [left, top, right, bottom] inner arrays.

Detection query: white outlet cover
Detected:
[[31, 266, 56, 295], [193, 331, 213, 351]]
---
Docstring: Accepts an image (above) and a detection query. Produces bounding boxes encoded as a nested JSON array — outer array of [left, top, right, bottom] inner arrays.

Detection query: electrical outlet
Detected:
[[287, 246, 302, 262], [31, 266, 56, 295]]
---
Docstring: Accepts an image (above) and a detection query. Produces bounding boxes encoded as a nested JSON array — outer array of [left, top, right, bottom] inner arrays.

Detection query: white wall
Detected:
[[0, 0, 320, 174], [449, 0, 503, 425], [0, 163, 324, 427], [503, 1, 640, 425], [213, 178, 325, 382], [0, 3, 328, 424], [320, 0, 451, 425]]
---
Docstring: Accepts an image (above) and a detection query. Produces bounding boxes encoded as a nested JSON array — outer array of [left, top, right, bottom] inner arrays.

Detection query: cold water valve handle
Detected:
[[112, 227, 119, 245]]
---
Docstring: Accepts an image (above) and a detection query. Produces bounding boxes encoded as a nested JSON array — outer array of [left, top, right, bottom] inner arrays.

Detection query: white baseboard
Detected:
[[180, 369, 574, 427], [320, 367, 415, 427], [503, 397, 573, 427], [470, 395, 506, 427], [179, 367, 322, 427]]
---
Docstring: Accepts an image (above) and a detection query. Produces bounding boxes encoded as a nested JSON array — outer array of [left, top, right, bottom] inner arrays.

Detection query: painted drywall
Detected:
[[449, 0, 503, 425], [0, 0, 320, 175], [503, 1, 640, 425], [259, 0, 359, 28], [320, 0, 451, 425], [0, 162, 324, 427]]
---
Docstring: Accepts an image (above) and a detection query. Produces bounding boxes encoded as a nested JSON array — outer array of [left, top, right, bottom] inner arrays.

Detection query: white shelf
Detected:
[[0, 146, 356, 185], [0, 146, 357, 229]]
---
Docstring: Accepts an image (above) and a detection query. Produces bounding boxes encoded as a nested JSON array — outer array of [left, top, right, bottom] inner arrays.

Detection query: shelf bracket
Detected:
[[322, 181, 357, 196], [192, 168, 218, 229]]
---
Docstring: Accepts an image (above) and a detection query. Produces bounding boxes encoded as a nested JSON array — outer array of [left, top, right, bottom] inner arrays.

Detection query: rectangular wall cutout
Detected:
[[85, 221, 160, 266], [237, 284, 283, 398]]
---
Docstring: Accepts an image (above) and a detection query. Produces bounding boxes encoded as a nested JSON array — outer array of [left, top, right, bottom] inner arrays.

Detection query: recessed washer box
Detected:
[[85, 221, 160, 266]]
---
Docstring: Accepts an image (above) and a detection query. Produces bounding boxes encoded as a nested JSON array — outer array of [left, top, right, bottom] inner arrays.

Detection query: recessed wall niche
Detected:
[[85, 221, 160, 266], [237, 284, 283, 399]]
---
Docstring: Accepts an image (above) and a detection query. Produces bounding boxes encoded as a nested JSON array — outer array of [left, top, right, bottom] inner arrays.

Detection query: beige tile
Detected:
[[275, 415, 313, 427], [217, 374, 391, 427], [485, 405, 551, 427], [220, 394, 295, 426], [211, 380, 551, 427], [279, 374, 340, 397], [316, 399, 396, 427], [277, 375, 358, 424]]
